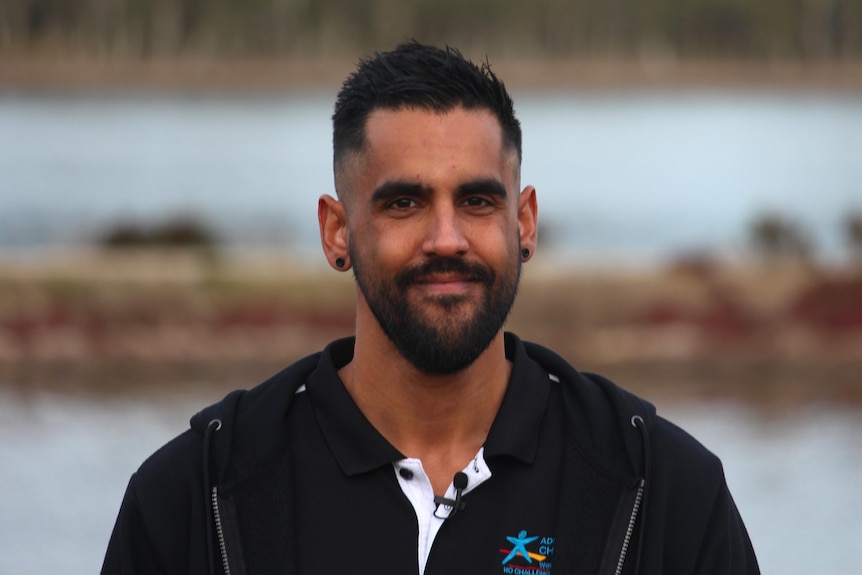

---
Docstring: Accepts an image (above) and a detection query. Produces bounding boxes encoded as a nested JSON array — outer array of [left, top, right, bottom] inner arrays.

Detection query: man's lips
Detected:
[[413, 274, 477, 294], [396, 258, 494, 294]]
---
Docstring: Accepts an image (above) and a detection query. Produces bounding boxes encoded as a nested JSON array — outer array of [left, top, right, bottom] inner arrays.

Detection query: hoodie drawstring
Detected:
[[203, 419, 222, 575], [630, 415, 652, 575]]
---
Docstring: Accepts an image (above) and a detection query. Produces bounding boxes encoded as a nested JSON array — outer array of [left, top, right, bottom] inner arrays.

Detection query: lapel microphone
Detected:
[[433, 472, 468, 519]]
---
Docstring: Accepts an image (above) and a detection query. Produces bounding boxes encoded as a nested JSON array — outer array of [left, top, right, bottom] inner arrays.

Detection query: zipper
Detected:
[[614, 478, 645, 575], [211, 486, 232, 575]]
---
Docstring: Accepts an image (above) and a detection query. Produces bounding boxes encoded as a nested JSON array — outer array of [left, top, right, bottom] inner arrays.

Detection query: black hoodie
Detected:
[[102, 334, 759, 575]]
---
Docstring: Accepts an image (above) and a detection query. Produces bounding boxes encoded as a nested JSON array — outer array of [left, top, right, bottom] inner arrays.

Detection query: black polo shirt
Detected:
[[289, 334, 563, 575]]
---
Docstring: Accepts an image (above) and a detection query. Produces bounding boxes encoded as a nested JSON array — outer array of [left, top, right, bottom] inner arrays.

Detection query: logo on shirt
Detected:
[[500, 530, 554, 574]]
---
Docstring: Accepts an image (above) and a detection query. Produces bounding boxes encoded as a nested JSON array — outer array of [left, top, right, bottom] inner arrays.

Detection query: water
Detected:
[[668, 403, 862, 574], [1, 90, 861, 263], [0, 389, 859, 575]]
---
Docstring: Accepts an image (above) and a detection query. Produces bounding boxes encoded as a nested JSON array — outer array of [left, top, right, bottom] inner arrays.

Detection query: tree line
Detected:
[[1, 0, 859, 61], [749, 211, 862, 263]]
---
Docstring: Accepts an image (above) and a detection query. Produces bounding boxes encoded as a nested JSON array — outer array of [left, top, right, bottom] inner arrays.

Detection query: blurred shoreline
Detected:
[[1, 249, 859, 408], [3, 56, 862, 92]]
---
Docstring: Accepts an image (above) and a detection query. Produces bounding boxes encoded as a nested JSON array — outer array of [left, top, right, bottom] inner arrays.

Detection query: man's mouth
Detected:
[[414, 274, 476, 295], [397, 258, 494, 295]]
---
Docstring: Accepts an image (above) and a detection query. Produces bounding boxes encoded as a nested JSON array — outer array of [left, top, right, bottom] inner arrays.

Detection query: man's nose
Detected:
[[422, 206, 469, 257]]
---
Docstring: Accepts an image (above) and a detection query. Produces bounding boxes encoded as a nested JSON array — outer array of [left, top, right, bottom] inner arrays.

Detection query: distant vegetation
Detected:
[[748, 213, 813, 261], [98, 216, 218, 250], [846, 212, 862, 261], [1, 0, 859, 61], [747, 211, 862, 264], [91, 209, 862, 269]]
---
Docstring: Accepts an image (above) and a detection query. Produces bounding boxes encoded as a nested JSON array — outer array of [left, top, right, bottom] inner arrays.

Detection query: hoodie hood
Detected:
[[523, 341, 656, 480], [190, 352, 321, 493]]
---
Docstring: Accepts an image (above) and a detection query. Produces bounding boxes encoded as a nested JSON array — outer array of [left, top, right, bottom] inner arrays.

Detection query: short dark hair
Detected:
[[332, 41, 521, 191]]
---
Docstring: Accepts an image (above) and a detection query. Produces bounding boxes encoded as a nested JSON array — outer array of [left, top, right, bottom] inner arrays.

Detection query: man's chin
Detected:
[[396, 334, 487, 375], [410, 297, 482, 325]]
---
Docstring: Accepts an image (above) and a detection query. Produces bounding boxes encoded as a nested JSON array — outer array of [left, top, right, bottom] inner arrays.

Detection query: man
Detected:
[[103, 42, 759, 574]]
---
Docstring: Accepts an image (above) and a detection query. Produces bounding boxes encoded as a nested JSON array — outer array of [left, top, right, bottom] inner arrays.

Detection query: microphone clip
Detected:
[[433, 472, 468, 519]]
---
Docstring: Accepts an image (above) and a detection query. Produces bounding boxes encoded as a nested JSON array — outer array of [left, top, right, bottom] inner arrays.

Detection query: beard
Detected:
[[351, 248, 521, 375]]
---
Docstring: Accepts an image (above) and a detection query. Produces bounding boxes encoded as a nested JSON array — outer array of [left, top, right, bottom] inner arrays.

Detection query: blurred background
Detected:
[[1, 1, 861, 573]]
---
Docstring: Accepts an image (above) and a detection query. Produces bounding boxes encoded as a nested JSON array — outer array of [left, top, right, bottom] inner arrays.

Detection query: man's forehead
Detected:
[[362, 107, 517, 164], [335, 106, 520, 201]]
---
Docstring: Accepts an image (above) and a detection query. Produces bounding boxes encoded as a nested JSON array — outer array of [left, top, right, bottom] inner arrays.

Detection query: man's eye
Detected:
[[389, 198, 417, 209], [464, 196, 492, 207]]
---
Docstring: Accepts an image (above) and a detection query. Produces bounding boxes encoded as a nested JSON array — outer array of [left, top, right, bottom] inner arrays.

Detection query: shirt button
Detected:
[[399, 468, 414, 480]]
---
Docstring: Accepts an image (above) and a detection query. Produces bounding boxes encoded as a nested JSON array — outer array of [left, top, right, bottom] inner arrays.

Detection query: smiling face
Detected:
[[323, 106, 537, 374]]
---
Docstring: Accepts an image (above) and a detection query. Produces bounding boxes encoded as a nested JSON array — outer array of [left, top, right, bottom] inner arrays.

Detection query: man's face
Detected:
[[340, 107, 535, 374]]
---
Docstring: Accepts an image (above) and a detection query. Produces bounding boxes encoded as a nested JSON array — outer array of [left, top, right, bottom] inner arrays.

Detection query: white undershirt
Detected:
[[393, 447, 493, 575]]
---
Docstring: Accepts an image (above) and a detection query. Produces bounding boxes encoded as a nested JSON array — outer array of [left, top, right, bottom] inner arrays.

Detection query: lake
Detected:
[[1, 89, 861, 264], [0, 389, 859, 574]]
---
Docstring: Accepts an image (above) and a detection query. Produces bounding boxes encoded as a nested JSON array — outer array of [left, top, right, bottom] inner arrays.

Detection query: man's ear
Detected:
[[318, 194, 351, 271], [517, 185, 538, 260]]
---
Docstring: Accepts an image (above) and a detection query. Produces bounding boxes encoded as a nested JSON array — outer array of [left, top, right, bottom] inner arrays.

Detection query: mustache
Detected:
[[396, 258, 495, 289]]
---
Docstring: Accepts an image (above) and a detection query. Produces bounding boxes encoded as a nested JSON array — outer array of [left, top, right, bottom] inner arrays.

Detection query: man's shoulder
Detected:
[[133, 348, 325, 490], [649, 412, 726, 488], [521, 336, 723, 479], [521, 338, 656, 429], [190, 350, 322, 433]]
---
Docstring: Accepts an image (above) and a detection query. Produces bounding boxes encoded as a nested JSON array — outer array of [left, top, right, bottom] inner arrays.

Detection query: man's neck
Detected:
[[338, 324, 511, 494]]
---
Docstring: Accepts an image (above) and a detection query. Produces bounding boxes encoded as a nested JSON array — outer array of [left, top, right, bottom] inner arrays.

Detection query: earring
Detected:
[[521, 248, 530, 260], [335, 257, 346, 268]]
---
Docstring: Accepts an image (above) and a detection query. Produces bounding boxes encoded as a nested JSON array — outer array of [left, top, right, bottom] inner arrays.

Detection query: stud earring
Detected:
[[335, 257, 346, 268], [521, 248, 530, 260]]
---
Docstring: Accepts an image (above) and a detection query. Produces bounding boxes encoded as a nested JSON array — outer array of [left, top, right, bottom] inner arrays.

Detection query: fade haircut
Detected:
[[332, 41, 521, 197]]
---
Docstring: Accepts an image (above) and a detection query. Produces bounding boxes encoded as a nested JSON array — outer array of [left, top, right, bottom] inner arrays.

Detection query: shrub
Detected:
[[748, 213, 812, 261], [98, 216, 218, 250]]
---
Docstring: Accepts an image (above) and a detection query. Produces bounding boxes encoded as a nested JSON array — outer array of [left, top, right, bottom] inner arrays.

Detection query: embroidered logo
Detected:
[[500, 530, 554, 574]]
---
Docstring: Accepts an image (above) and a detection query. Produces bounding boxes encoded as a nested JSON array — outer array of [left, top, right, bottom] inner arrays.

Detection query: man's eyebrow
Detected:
[[457, 179, 508, 202], [370, 181, 429, 204], [369, 178, 508, 205]]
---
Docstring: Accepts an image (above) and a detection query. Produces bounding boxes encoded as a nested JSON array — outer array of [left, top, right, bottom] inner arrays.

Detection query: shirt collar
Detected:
[[483, 332, 551, 464], [305, 333, 551, 476], [306, 337, 404, 476]]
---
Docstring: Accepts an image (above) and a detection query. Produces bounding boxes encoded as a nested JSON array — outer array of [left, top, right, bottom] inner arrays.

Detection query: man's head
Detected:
[[320, 42, 537, 375], [332, 41, 522, 200]]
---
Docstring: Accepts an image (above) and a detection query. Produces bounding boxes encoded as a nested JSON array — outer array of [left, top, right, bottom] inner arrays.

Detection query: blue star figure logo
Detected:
[[502, 530, 539, 565]]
